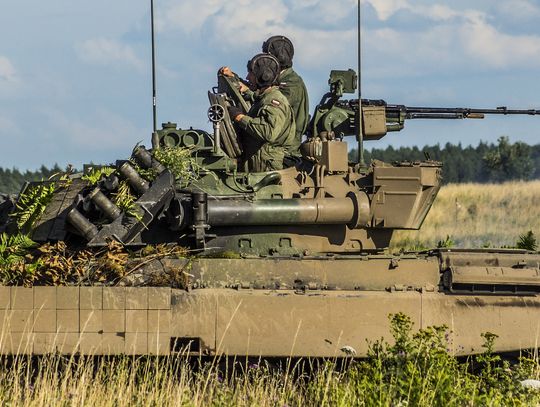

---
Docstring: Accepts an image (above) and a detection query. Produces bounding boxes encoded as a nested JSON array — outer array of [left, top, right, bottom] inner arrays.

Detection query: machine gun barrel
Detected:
[[362, 99, 540, 120], [400, 105, 540, 119], [351, 99, 540, 135]]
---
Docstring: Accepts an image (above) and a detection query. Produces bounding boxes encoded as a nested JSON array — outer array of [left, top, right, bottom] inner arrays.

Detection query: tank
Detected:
[[0, 69, 539, 357]]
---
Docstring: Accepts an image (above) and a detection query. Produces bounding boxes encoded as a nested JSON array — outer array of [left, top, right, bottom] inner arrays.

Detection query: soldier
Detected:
[[219, 35, 309, 147], [262, 35, 309, 145], [227, 54, 297, 172]]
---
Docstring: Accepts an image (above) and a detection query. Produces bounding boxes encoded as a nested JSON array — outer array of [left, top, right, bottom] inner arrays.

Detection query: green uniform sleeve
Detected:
[[238, 104, 286, 144], [243, 89, 255, 103]]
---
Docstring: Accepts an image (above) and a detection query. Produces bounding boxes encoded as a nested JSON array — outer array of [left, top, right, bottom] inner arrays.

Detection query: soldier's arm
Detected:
[[242, 89, 255, 103], [237, 105, 284, 143]]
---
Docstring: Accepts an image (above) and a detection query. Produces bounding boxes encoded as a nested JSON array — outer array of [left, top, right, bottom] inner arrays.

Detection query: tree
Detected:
[[483, 136, 534, 182]]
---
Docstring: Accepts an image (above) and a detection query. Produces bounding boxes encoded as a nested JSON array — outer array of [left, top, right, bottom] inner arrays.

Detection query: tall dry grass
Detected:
[[392, 180, 540, 250], [0, 355, 303, 406]]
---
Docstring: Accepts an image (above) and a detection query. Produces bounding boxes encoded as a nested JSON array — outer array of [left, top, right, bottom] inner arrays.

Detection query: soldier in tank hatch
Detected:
[[262, 35, 309, 145], [227, 53, 297, 173], [219, 35, 309, 149]]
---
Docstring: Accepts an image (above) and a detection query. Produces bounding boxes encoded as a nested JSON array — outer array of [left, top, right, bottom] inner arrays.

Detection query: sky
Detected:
[[0, 0, 539, 170]]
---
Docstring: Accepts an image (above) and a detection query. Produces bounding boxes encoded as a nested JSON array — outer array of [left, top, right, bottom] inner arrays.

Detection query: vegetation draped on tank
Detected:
[[152, 146, 202, 186], [11, 182, 57, 231], [0, 233, 36, 268], [0, 239, 188, 287], [81, 166, 116, 185], [111, 180, 138, 217]]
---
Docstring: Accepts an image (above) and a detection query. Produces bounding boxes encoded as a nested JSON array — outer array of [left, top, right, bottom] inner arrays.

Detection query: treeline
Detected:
[[351, 137, 540, 184], [0, 165, 63, 195], [0, 138, 538, 193]]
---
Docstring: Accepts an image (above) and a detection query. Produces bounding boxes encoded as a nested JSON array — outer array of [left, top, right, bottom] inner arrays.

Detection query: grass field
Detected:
[[391, 180, 540, 251]]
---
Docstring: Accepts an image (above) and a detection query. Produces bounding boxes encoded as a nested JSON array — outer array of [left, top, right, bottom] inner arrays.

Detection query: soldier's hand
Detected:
[[227, 106, 244, 121], [219, 66, 234, 77], [238, 83, 249, 93]]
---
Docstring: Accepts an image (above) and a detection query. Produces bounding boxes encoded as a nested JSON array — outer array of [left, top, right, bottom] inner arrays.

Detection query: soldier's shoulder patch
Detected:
[[271, 99, 281, 107]]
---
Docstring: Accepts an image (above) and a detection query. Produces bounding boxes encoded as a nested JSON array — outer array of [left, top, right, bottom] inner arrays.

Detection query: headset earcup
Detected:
[[260, 68, 274, 84], [248, 53, 280, 88]]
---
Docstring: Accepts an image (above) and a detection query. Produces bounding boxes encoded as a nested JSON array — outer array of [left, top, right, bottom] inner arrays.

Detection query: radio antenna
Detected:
[[150, 0, 159, 149], [357, 0, 365, 166]]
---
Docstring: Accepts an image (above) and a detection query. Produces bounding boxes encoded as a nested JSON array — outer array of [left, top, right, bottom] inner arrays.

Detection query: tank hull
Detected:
[[171, 288, 540, 357], [0, 255, 539, 357]]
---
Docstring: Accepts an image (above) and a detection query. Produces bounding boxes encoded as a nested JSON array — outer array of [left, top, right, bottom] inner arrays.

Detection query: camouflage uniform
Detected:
[[278, 67, 309, 147], [243, 68, 309, 151], [237, 87, 297, 172]]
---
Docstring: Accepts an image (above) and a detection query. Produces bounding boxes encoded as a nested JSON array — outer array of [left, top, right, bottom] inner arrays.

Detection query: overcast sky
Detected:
[[1, 0, 539, 170]]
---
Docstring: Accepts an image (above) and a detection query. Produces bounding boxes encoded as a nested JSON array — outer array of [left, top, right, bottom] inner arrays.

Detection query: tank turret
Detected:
[[4, 70, 539, 258]]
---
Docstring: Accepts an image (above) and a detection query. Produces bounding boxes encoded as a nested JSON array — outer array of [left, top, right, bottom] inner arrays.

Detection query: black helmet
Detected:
[[247, 53, 280, 88], [262, 35, 294, 69]]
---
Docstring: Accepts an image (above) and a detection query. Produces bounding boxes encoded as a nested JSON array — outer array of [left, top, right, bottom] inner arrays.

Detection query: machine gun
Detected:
[[310, 69, 540, 140]]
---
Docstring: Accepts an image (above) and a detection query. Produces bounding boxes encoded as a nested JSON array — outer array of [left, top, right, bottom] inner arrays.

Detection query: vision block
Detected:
[[56, 333, 80, 354], [0, 333, 33, 354], [8, 310, 34, 332], [79, 332, 103, 355], [101, 333, 125, 354], [33, 333, 57, 354]]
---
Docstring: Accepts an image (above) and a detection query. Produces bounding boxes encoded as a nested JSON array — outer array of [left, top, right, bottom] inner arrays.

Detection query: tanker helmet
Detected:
[[247, 53, 280, 88], [262, 35, 294, 69]]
